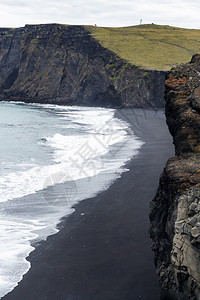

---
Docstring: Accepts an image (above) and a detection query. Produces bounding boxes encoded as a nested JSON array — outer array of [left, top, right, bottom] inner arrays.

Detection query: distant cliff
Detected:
[[0, 24, 165, 108], [150, 54, 200, 299]]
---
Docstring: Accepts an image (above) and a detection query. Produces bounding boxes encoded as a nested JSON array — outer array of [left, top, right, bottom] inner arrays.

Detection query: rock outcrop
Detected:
[[150, 55, 200, 299], [0, 24, 165, 108]]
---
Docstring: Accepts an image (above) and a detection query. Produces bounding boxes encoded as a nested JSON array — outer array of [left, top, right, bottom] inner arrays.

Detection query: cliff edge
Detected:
[[150, 54, 200, 299], [0, 24, 165, 108]]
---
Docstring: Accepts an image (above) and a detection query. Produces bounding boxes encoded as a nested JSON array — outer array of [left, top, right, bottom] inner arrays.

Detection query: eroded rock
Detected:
[[150, 55, 200, 300], [0, 24, 165, 108]]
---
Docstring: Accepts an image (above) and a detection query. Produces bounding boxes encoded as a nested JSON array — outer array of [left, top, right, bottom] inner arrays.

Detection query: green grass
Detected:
[[85, 24, 200, 71], [30, 38, 39, 44]]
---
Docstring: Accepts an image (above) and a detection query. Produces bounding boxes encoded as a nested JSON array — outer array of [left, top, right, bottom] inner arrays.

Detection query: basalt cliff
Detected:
[[0, 24, 165, 108], [150, 54, 200, 299]]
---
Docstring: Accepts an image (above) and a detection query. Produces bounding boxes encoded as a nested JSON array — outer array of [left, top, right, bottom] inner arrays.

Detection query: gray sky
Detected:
[[0, 0, 199, 29]]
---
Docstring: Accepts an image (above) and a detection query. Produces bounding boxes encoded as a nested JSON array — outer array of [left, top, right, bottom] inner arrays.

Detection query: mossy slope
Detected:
[[86, 24, 200, 71]]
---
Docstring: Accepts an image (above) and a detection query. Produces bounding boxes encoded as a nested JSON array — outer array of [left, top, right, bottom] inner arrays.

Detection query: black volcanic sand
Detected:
[[3, 109, 174, 300]]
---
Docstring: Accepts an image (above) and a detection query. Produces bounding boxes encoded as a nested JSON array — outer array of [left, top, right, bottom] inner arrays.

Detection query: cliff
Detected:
[[150, 54, 200, 299], [0, 24, 165, 108]]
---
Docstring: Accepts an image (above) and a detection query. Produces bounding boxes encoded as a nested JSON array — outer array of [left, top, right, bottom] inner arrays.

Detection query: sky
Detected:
[[0, 0, 199, 29]]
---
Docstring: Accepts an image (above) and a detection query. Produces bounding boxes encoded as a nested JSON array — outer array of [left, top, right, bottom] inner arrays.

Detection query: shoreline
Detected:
[[2, 108, 174, 300]]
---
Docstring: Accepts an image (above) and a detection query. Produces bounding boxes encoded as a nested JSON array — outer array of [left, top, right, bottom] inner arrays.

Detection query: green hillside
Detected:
[[86, 24, 200, 71]]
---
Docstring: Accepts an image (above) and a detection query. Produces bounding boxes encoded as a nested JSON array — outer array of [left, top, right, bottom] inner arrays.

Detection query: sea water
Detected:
[[0, 102, 144, 298]]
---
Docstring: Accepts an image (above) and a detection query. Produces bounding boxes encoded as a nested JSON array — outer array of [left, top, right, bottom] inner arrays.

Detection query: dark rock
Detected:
[[190, 54, 200, 64], [150, 55, 200, 299], [0, 24, 165, 108]]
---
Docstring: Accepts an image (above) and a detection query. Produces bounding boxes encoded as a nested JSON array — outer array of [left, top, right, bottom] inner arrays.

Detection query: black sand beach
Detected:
[[2, 109, 174, 300]]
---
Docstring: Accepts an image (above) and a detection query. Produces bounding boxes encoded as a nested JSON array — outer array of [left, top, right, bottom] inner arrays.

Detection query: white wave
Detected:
[[0, 103, 144, 298], [0, 106, 140, 203]]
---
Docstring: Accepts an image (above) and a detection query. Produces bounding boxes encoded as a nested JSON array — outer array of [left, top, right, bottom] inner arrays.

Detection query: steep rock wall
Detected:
[[0, 24, 165, 108], [150, 55, 200, 299]]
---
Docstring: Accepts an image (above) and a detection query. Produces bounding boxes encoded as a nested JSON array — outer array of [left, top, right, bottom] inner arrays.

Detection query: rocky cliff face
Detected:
[[150, 55, 200, 299], [0, 24, 165, 108]]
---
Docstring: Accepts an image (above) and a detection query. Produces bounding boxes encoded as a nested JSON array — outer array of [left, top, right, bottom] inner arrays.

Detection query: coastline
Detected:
[[2, 108, 174, 300]]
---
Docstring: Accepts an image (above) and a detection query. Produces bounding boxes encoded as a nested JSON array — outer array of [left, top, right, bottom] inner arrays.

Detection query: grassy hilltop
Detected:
[[86, 24, 200, 71]]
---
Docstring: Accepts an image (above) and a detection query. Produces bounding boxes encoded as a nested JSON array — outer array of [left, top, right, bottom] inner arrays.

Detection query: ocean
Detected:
[[0, 102, 144, 298]]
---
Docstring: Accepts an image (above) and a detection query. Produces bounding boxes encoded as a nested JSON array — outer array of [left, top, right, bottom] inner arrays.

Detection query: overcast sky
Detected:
[[0, 0, 199, 29]]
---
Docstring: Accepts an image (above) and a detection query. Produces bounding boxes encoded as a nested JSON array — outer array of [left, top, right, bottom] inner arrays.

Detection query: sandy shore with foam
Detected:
[[2, 108, 174, 300]]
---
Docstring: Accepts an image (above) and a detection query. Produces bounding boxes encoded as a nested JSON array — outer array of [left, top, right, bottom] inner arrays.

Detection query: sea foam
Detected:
[[0, 103, 144, 298]]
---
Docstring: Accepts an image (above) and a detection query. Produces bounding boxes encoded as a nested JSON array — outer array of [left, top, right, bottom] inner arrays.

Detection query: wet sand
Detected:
[[2, 109, 174, 300]]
